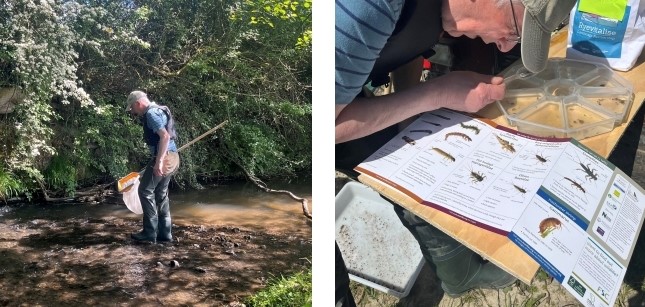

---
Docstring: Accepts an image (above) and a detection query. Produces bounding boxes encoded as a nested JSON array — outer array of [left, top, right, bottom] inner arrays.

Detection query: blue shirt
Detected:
[[335, 0, 405, 104], [145, 104, 177, 155]]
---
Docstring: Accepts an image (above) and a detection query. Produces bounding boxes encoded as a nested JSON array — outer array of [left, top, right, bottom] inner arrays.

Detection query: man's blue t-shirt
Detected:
[[145, 105, 177, 155], [335, 0, 405, 105]]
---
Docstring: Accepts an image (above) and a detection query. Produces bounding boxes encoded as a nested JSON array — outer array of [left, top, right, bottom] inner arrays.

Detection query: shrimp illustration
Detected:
[[494, 135, 516, 153], [539, 217, 562, 238], [444, 132, 472, 142], [430, 147, 455, 162]]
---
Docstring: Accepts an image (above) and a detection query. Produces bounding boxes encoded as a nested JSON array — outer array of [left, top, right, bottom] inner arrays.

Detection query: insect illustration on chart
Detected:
[[421, 120, 441, 127], [467, 164, 486, 184], [402, 135, 416, 145], [533, 151, 550, 165], [563, 176, 586, 194], [538, 217, 562, 238], [430, 147, 455, 162], [410, 129, 433, 135], [459, 122, 481, 135], [574, 154, 599, 182], [428, 113, 451, 120], [511, 182, 528, 199], [444, 131, 472, 142], [494, 134, 516, 154]]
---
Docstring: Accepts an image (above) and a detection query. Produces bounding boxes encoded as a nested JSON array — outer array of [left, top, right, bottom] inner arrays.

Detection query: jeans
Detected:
[[137, 158, 174, 240]]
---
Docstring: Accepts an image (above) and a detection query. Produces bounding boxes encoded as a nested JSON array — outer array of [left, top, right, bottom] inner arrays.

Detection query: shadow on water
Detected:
[[0, 180, 313, 233]]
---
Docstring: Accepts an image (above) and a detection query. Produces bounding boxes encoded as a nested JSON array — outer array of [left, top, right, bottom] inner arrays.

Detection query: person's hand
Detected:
[[427, 71, 506, 113], [154, 161, 164, 177]]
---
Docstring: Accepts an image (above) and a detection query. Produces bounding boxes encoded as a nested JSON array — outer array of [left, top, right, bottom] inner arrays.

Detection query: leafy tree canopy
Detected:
[[0, 0, 311, 199]]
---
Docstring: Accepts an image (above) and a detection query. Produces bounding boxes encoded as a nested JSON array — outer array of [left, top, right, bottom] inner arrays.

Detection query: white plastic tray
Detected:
[[335, 181, 423, 298]]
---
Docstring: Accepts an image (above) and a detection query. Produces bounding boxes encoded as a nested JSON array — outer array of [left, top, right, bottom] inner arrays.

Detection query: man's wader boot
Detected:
[[131, 162, 173, 243], [335, 242, 357, 307], [393, 206, 517, 297]]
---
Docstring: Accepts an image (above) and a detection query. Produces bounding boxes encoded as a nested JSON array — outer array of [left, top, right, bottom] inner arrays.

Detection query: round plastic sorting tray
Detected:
[[496, 58, 634, 140]]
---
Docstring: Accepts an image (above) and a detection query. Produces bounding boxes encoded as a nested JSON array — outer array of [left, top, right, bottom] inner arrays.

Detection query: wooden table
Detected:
[[358, 28, 645, 284]]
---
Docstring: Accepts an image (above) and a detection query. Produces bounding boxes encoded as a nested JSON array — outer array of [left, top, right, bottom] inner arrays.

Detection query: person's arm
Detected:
[[154, 128, 170, 177], [391, 57, 424, 131], [335, 71, 506, 144]]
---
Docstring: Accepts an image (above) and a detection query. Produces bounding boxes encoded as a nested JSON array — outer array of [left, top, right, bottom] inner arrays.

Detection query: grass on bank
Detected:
[[245, 269, 312, 307]]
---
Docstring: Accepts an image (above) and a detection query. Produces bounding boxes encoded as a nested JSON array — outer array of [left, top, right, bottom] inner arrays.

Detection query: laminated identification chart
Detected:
[[356, 108, 645, 307]]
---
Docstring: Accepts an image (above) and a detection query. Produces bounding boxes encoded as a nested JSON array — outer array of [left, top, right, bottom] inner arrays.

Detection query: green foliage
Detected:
[[230, 0, 312, 50], [245, 269, 312, 307], [43, 155, 76, 196], [0, 167, 26, 201], [0, 0, 311, 197]]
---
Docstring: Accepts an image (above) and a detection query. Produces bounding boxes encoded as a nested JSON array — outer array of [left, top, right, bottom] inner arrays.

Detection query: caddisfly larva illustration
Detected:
[[430, 147, 455, 162], [563, 177, 586, 194], [428, 113, 451, 120], [402, 135, 416, 145], [444, 132, 472, 142], [421, 120, 441, 127], [459, 122, 481, 135], [467, 164, 486, 184], [494, 134, 516, 153], [410, 129, 433, 135], [539, 217, 562, 238]]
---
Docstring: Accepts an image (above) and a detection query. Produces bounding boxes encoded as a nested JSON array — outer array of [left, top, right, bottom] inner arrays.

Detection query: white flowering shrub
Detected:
[[0, 0, 146, 186]]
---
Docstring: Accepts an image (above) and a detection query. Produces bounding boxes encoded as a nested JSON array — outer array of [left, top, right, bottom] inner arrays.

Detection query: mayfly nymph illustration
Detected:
[[494, 134, 516, 153], [444, 132, 472, 142], [430, 147, 455, 162], [402, 135, 416, 145], [564, 177, 586, 193], [410, 129, 433, 135], [459, 122, 480, 135], [539, 217, 562, 238], [421, 120, 441, 127], [576, 160, 598, 182]]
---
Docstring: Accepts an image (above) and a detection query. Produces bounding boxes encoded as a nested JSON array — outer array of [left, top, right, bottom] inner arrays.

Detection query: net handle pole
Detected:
[[177, 120, 228, 152]]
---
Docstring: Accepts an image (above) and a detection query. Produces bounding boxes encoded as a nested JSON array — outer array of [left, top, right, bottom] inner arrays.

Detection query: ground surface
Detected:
[[0, 209, 312, 306]]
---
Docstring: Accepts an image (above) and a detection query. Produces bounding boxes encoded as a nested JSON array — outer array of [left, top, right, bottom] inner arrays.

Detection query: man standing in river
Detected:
[[126, 90, 180, 243]]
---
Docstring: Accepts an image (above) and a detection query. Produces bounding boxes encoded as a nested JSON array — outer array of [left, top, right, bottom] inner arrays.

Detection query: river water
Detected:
[[0, 180, 313, 234]]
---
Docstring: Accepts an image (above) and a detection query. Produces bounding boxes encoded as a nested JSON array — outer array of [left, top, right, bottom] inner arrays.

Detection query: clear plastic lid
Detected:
[[497, 58, 634, 139]]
